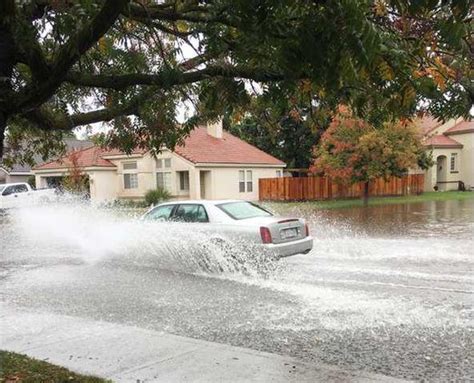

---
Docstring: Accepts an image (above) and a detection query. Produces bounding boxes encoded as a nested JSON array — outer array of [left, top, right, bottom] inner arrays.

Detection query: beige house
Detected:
[[33, 123, 285, 202], [419, 117, 473, 191]]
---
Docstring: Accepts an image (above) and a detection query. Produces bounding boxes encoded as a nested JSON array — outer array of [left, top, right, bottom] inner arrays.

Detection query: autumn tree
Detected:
[[0, 1, 471, 166], [62, 150, 89, 194], [311, 108, 432, 205]]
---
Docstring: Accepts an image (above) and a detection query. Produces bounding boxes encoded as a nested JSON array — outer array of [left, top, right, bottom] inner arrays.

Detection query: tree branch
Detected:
[[65, 65, 292, 90], [22, 100, 141, 131], [15, 0, 130, 114], [125, 2, 236, 27]]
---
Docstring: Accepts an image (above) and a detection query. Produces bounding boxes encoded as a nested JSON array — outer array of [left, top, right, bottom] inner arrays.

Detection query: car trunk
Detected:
[[242, 216, 307, 244]]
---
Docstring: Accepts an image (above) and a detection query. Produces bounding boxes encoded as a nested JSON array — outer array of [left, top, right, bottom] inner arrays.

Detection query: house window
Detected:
[[157, 172, 172, 191], [123, 161, 138, 189], [276, 170, 282, 178], [124, 173, 138, 189], [246, 170, 253, 192], [156, 158, 172, 192], [123, 161, 137, 170], [239, 170, 245, 192], [450, 153, 458, 172], [157, 158, 171, 169], [239, 170, 253, 193], [179, 171, 190, 191]]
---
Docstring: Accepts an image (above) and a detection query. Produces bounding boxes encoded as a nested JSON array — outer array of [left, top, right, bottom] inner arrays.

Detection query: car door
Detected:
[[1, 185, 25, 209], [13, 184, 30, 204]]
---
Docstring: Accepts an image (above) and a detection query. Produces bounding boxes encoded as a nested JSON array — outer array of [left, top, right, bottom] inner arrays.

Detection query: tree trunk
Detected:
[[362, 181, 369, 207], [0, 110, 5, 159]]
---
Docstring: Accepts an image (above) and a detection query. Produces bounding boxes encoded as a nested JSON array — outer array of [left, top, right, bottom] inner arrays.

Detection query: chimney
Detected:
[[207, 119, 223, 139]]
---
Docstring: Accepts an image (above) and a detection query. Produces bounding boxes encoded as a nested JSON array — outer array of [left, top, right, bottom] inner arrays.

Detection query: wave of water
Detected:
[[3, 200, 280, 276]]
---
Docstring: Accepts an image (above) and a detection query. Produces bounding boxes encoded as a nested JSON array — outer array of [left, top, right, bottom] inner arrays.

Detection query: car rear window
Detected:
[[217, 202, 272, 220]]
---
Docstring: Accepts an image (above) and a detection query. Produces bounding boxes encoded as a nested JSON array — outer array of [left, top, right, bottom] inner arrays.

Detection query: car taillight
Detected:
[[260, 227, 272, 244], [305, 223, 310, 237]]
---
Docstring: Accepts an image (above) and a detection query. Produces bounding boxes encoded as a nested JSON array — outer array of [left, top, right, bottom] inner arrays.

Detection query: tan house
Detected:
[[33, 123, 286, 202], [419, 117, 473, 191]]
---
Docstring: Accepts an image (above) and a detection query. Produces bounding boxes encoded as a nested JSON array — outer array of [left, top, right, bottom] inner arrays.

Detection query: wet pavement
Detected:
[[0, 198, 473, 381]]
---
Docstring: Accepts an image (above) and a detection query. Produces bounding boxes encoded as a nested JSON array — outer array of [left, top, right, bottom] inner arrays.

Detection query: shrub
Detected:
[[145, 188, 171, 206]]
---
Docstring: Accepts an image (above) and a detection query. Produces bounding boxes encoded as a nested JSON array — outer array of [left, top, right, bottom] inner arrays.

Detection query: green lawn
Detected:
[[264, 191, 474, 210], [0, 351, 109, 383]]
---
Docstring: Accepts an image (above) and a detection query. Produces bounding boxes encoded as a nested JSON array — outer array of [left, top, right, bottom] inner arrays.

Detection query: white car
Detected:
[[141, 200, 313, 258], [0, 182, 56, 210]]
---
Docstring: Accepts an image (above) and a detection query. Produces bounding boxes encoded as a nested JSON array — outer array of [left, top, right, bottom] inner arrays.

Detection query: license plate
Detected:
[[281, 228, 298, 239]]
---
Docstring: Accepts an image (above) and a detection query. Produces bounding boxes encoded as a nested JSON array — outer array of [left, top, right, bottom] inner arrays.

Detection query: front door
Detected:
[[199, 171, 211, 199], [436, 155, 447, 191]]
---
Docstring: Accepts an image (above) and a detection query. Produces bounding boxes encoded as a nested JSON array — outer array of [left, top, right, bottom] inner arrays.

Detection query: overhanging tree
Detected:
[[0, 0, 471, 166]]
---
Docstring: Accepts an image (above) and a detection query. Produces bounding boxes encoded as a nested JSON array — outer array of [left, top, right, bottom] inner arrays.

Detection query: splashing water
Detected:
[[1, 197, 473, 332], [2, 197, 473, 381], [3, 199, 280, 276]]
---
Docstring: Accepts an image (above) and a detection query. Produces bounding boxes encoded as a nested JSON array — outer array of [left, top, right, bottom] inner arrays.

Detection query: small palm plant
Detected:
[[145, 188, 171, 206]]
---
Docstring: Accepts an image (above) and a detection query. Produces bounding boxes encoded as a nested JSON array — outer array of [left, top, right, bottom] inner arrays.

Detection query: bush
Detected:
[[145, 188, 171, 206]]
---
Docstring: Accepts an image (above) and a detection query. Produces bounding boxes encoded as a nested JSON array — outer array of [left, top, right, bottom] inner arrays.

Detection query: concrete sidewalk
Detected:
[[0, 305, 409, 383]]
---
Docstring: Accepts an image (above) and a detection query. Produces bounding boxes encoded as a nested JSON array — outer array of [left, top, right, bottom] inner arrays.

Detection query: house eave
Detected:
[[0, 167, 33, 176], [193, 162, 286, 168], [101, 153, 145, 160], [33, 166, 116, 174], [425, 144, 463, 149], [444, 128, 474, 136]]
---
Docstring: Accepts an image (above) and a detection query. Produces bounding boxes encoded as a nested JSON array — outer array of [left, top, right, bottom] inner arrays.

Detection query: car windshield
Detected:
[[0, 186, 4, 193], [217, 201, 272, 220]]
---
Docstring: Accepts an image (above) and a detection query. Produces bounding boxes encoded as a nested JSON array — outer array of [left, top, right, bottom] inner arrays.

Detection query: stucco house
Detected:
[[419, 116, 473, 191], [33, 123, 286, 202]]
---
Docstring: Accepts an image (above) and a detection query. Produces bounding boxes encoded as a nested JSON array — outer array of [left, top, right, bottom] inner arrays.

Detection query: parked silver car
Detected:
[[141, 200, 313, 258]]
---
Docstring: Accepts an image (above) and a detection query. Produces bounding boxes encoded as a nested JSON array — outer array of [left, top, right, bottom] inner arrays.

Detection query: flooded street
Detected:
[[1, 199, 473, 381]]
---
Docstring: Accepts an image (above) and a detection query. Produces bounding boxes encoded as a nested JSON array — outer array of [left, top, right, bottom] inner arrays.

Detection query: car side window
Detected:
[[2, 186, 15, 196], [172, 204, 209, 223], [145, 205, 175, 221], [16, 184, 28, 193]]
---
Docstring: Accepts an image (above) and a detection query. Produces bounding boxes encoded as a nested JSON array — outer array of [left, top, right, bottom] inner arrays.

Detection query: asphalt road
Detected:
[[1, 199, 473, 381]]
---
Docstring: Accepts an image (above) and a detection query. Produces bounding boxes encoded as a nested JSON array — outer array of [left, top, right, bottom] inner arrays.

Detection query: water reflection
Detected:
[[267, 198, 474, 239]]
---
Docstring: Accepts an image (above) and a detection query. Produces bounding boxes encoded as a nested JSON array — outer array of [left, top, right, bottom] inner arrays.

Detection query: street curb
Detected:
[[0, 305, 411, 383]]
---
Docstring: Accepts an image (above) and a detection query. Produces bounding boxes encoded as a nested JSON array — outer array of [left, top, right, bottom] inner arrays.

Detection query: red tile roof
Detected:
[[174, 127, 285, 165], [424, 135, 463, 148], [417, 116, 443, 134], [34, 146, 116, 170], [33, 127, 285, 171], [444, 120, 474, 135]]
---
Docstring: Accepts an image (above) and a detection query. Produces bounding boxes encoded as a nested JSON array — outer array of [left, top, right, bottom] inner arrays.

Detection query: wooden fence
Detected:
[[259, 174, 424, 201]]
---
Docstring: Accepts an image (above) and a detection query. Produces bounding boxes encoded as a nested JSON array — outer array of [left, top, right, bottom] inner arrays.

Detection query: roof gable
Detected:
[[444, 120, 474, 135], [33, 146, 116, 170], [174, 127, 285, 165], [424, 134, 463, 149]]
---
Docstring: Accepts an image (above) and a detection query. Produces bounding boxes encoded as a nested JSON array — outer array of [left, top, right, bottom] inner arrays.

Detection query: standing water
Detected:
[[1, 197, 473, 381]]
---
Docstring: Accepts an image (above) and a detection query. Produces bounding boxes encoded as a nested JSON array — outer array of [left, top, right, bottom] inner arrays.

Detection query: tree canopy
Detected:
[[228, 114, 321, 171], [311, 107, 433, 202], [0, 0, 471, 165]]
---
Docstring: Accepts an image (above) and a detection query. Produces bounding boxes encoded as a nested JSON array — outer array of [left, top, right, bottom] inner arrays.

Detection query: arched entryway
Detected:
[[436, 155, 447, 191]]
